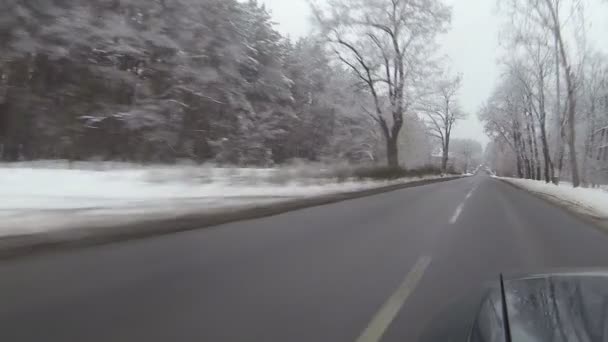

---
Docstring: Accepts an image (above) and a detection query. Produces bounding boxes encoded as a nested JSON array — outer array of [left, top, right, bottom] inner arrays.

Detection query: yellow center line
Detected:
[[355, 256, 432, 342]]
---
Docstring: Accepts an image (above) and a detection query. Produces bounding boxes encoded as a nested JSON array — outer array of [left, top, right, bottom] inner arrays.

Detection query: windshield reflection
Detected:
[[470, 275, 608, 342]]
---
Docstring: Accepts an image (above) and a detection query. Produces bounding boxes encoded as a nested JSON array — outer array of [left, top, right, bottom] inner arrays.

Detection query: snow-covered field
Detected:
[[500, 177, 608, 219], [0, 161, 443, 237]]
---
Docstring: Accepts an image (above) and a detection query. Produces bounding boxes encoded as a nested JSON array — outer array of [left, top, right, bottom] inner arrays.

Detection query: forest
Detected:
[[0, 0, 485, 173], [480, 0, 608, 187]]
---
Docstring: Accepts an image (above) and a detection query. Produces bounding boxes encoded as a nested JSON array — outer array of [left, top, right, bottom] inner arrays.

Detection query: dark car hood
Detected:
[[471, 270, 608, 342]]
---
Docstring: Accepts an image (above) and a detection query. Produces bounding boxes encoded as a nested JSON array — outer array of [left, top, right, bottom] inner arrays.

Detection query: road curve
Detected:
[[2, 174, 608, 342]]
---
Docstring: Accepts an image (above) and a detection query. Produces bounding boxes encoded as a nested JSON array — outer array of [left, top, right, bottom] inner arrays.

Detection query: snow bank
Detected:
[[500, 178, 608, 219], [0, 162, 443, 237]]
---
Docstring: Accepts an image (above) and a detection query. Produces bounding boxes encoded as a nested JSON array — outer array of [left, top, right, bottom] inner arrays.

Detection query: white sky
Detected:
[[261, 0, 608, 146]]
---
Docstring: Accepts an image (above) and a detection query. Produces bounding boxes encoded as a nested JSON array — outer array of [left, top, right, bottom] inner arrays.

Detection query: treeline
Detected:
[[0, 0, 390, 165], [480, 0, 608, 187]]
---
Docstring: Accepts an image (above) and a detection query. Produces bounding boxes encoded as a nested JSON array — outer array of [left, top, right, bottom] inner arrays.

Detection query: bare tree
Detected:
[[504, 0, 585, 186], [421, 73, 466, 172], [479, 74, 530, 178], [505, 34, 556, 182], [451, 138, 483, 173], [579, 52, 608, 186], [311, 0, 451, 167]]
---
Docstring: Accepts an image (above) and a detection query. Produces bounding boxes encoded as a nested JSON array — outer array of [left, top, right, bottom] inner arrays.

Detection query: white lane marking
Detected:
[[449, 203, 465, 224], [465, 185, 478, 200], [451, 185, 477, 224], [356, 256, 432, 342]]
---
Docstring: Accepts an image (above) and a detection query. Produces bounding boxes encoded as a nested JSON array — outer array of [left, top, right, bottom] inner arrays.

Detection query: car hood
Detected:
[[471, 270, 608, 342]]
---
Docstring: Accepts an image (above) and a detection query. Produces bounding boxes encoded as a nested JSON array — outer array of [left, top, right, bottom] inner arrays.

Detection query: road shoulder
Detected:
[[0, 176, 463, 260], [497, 178, 608, 234]]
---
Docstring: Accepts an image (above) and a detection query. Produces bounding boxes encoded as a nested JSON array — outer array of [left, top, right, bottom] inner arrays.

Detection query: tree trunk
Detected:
[[555, 148, 564, 184], [516, 151, 524, 178], [540, 122, 555, 183], [441, 151, 448, 173], [553, 29, 562, 185], [378, 116, 401, 169], [565, 83, 580, 187], [528, 111, 542, 180], [554, 21, 580, 187], [536, 71, 554, 183], [386, 135, 399, 168], [524, 114, 536, 179], [597, 129, 606, 161], [524, 157, 532, 179], [441, 136, 450, 173], [539, 124, 553, 183], [554, 123, 566, 185], [581, 102, 596, 187], [538, 95, 554, 183], [519, 129, 532, 179], [513, 128, 524, 178]]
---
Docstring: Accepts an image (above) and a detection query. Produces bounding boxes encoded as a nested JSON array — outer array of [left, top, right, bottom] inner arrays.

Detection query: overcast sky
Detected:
[[260, 0, 608, 146]]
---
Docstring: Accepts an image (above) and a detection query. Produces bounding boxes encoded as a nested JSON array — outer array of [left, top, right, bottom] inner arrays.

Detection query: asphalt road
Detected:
[[2, 174, 608, 342]]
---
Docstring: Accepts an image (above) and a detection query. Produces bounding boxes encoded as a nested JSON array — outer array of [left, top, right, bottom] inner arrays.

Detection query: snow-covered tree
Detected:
[[579, 51, 608, 186], [0, 0, 299, 164], [420, 72, 466, 172], [451, 138, 483, 173], [0, 0, 451, 168], [502, 0, 588, 186], [485, 0, 608, 185], [311, 0, 451, 167]]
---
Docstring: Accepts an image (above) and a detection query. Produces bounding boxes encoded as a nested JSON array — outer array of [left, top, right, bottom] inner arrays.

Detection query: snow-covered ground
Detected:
[[500, 177, 608, 219], [0, 161, 444, 237]]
